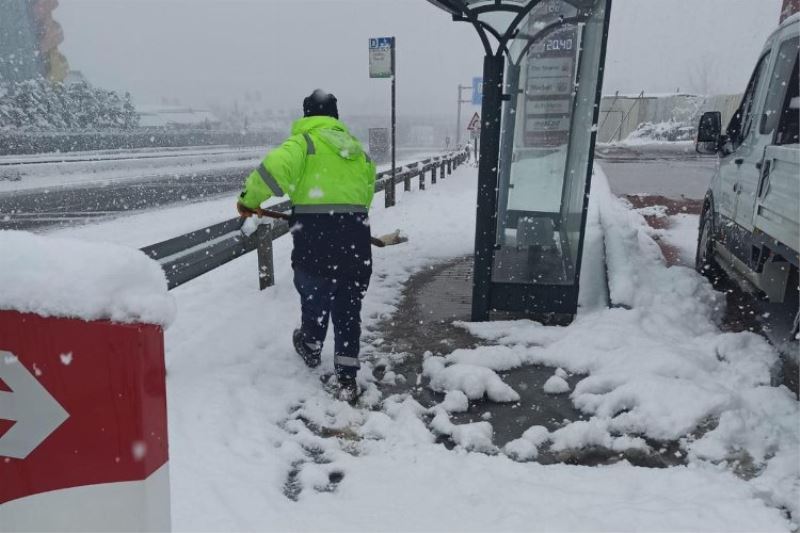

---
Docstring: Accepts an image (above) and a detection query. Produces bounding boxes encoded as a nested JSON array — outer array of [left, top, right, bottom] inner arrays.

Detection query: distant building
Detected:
[[0, 0, 43, 82], [0, 0, 69, 83], [136, 104, 222, 130]]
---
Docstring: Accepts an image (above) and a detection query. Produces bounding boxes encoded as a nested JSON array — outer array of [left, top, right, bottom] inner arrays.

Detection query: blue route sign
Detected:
[[471, 77, 483, 106], [369, 37, 394, 49], [369, 37, 394, 78]]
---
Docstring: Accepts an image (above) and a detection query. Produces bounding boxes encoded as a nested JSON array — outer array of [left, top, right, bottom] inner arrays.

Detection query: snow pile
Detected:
[[445, 344, 534, 371], [624, 120, 695, 144], [455, 168, 799, 517], [504, 425, 550, 461], [360, 395, 434, 446], [689, 386, 800, 516], [543, 373, 570, 394], [657, 212, 701, 266], [439, 390, 469, 413], [430, 407, 496, 453], [549, 419, 649, 453], [423, 355, 520, 403], [0, 231, 174, 326]]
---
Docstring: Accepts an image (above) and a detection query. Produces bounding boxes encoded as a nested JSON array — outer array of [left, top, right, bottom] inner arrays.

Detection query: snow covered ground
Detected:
[[0, 146, 265, 193], [36, 163, 798, 531], [0, 147, 443, 195]]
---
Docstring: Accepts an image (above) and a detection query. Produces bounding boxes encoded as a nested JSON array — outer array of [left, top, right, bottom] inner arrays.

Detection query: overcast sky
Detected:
[[56, 0, 783, 115]]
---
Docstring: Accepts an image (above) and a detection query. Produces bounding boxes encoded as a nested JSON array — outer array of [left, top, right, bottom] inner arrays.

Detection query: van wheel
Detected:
[[696, 206, 722, 284]]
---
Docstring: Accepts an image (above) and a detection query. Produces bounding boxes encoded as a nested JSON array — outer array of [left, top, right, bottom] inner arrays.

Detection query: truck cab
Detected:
[[695, 14, 799, 347]]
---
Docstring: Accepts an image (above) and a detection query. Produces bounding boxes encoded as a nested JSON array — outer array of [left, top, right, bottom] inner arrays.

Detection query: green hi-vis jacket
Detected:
[[239, 116, 376, 214]]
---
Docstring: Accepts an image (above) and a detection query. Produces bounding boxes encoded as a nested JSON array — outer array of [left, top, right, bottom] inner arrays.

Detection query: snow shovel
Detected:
[[241, 207, 408, 248]]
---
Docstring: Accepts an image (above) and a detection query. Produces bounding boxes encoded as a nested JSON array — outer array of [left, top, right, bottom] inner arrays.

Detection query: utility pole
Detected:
[[456, 84, 471, 147], [391, 37, 397, 203]]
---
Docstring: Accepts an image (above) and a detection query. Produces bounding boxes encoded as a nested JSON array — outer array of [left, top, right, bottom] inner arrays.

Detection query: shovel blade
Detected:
[[377, 230, 408, 246]]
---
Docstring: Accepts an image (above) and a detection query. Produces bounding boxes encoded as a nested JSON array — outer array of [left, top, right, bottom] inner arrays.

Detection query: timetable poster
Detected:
[[522, 1, 580, 148]]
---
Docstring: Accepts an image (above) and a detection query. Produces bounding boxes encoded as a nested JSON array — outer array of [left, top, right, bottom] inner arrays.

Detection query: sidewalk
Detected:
[[151, 163, 797, 531]]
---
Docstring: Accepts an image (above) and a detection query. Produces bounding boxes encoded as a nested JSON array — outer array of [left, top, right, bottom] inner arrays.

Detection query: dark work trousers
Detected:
[[289, 211, 372, 379], [293, 268, 369, 378]]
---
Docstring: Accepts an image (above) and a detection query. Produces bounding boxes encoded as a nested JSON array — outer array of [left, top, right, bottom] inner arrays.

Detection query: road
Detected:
[[0, 170, 250, 231], [596, 142, 718, 200], [0, 147, 440, 232], [0, 142, 713, 232]]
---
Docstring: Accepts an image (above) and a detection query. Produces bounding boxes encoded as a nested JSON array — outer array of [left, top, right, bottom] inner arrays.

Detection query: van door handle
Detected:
[[758, 160, 772, 197], [733, 183, 741, 193], [734, 158, 744, 166], [755, 161, 762, 170]]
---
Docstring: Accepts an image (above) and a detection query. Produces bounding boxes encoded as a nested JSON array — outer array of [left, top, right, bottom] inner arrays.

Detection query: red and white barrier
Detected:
[[0, 232, 175, 532]]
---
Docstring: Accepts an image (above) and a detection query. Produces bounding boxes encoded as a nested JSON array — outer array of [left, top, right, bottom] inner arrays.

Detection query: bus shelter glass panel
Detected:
[[493, 0, 608, 291]]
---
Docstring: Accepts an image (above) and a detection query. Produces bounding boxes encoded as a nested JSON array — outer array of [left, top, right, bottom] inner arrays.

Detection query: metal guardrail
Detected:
[[141, 151, 469, 290]]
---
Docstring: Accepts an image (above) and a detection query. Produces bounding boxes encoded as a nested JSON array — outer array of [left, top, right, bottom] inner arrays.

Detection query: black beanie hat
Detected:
[[303, 89, 339, 119]]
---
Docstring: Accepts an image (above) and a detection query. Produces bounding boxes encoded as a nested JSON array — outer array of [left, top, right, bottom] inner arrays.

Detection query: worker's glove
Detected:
[[237, 202, 257, 218]]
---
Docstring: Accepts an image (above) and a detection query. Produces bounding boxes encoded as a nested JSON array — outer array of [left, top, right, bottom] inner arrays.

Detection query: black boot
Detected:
[[293, 329, 321, 368], [336, 374, 360, 404]]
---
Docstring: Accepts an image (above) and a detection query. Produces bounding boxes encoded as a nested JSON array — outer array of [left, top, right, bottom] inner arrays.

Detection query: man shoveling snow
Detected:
[[236, 89, 375, 402]]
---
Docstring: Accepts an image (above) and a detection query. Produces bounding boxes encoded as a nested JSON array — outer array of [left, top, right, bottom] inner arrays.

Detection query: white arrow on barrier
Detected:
[[0, 350, 70, 459]]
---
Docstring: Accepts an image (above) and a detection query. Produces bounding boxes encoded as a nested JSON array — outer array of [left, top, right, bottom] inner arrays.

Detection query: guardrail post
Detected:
[[419, 168, 426, 191], [431, 163, 437, 185], [447, 159, 452, 175], [256, 223, 275, 290], [404, 168, 412, 192], [440, 161, 446, 180], [383, 168, 396, 208]]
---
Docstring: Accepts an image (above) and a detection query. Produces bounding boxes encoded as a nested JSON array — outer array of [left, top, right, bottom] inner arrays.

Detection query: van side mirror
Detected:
[[696, 111, 722, 154]]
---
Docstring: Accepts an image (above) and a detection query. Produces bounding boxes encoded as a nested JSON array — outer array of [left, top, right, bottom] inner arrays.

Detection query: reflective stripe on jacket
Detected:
[[238, 115, 376, 211]]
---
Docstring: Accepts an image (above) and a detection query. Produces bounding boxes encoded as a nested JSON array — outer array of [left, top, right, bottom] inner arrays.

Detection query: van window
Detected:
[[775, 58, 799, 145], [728, 51, 771, 147], [761, 37, 800, 136]]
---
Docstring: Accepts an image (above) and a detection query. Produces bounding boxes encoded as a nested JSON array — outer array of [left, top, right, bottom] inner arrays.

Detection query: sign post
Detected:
[[370, 36, 396, 207], [456, 78, 482, 148], [467, 112, 481, 164]]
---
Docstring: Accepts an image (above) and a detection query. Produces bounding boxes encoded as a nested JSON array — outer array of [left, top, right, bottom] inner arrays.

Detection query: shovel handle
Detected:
[[252, 208, 386, 248]]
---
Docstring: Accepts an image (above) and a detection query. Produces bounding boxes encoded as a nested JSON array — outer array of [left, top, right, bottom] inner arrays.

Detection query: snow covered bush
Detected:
[[625, 119, 696, 143], [0, 78, 139, 131]]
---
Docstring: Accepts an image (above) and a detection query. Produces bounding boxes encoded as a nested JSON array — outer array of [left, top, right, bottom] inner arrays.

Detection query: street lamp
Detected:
[[427, 0, 613, 321]]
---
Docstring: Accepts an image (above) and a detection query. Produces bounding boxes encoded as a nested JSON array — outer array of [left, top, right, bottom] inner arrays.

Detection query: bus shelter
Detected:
[[427, 0, 613, 320]]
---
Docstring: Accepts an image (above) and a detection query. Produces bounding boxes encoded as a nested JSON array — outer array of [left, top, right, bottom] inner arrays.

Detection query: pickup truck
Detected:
[[695, 14, 799, 353]]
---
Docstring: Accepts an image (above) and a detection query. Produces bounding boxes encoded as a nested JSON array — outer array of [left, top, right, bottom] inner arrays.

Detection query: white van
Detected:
[[695, 14, 799, 346]]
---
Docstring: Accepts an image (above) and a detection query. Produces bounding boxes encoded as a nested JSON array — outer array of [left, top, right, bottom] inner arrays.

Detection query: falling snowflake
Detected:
[[131, 440, 148, 461], [60, 352, 73, 366]]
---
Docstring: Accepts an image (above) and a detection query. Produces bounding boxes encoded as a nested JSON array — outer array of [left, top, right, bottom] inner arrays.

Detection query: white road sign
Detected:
[[467, 112, 481, 131], [369, 37, 394, 78], [0, 350, 69, 459]]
